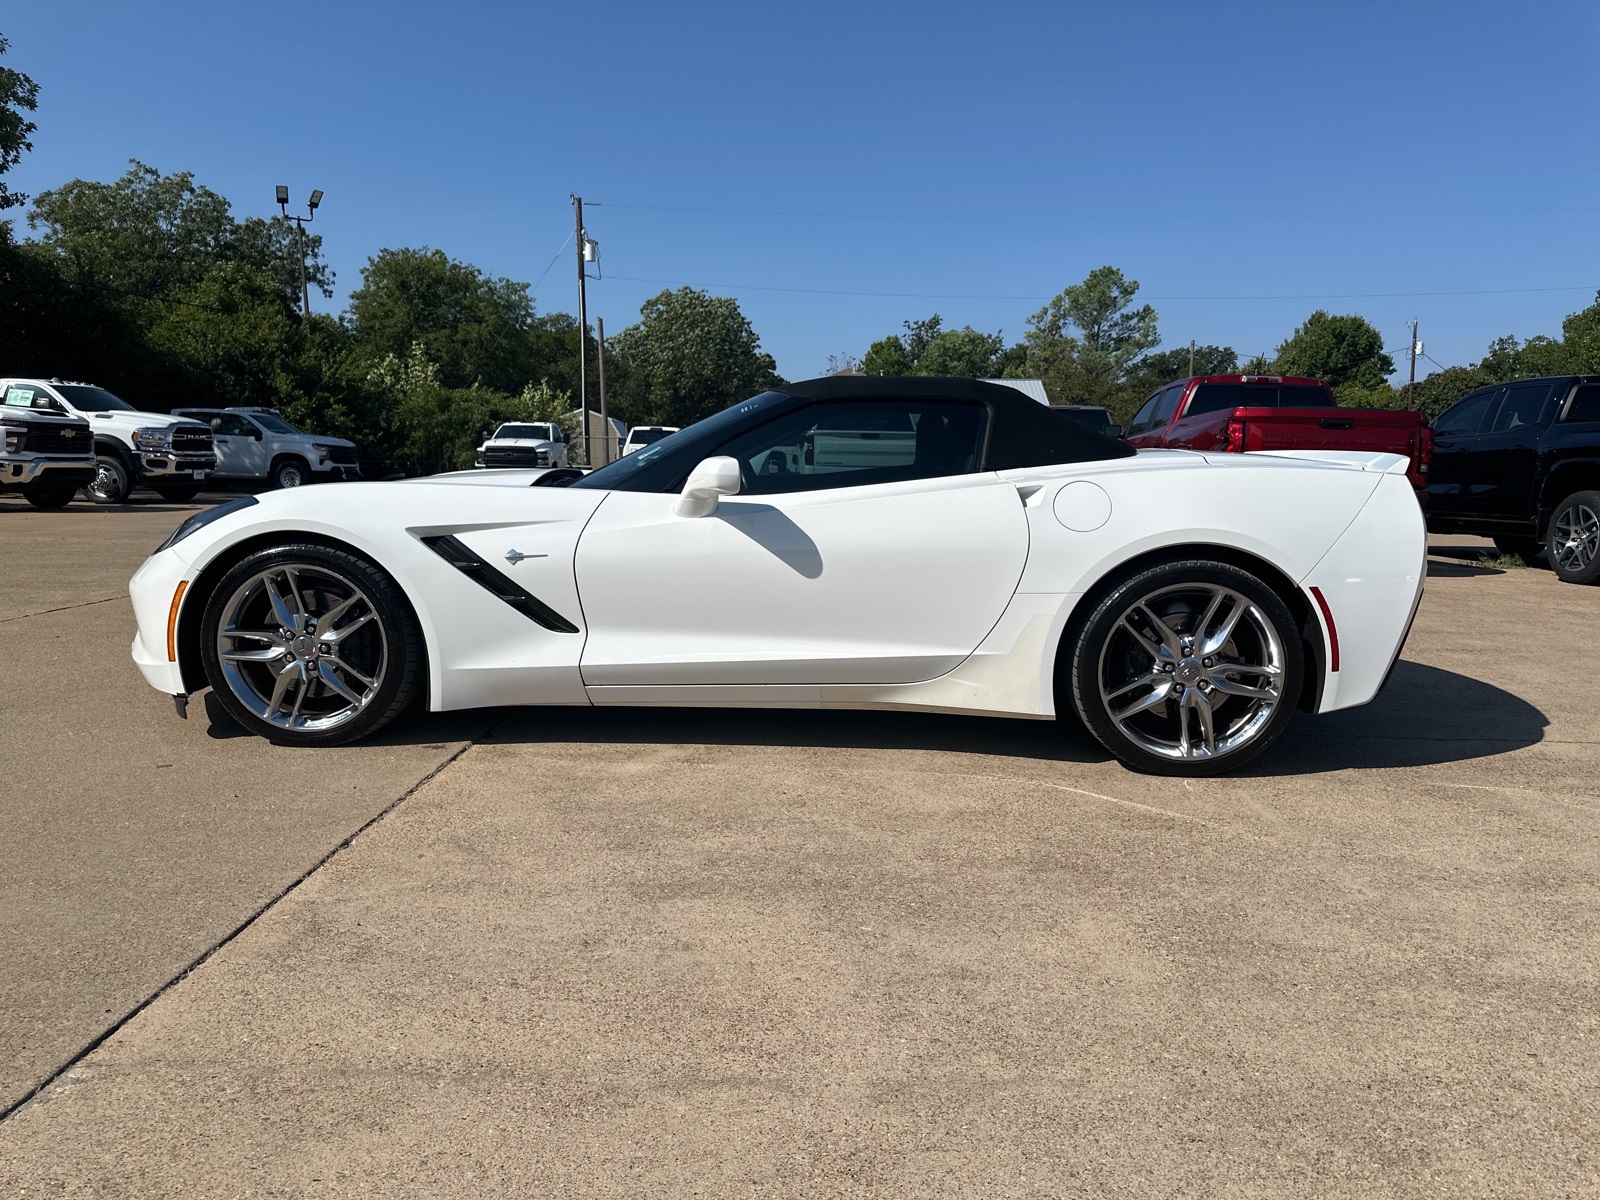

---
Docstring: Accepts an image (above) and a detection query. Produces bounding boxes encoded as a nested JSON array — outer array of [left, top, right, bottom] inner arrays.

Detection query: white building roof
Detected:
[[981, 378, 1050, 405]]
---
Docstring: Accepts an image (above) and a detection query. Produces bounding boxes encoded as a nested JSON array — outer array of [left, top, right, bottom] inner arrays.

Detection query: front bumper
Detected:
[[129, 547, 194, 695], [136, 452, 217, 481], [2, 454, 97, 488]]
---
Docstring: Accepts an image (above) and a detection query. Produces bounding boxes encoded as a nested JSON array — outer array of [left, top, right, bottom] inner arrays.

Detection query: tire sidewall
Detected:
[[1070, 557, 1306, 776], [1547, 491, 1600, 584], [24, 487, 76, 509], [273, 458, 308, 489], [198, 542, 423, 745]]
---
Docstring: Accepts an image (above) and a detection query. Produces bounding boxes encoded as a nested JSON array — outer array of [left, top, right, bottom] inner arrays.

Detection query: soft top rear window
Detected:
[[1188, 383, 1334, 415]]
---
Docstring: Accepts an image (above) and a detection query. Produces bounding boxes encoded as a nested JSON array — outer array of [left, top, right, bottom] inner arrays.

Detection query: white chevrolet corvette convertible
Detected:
[[130, 377, 1426, 776]]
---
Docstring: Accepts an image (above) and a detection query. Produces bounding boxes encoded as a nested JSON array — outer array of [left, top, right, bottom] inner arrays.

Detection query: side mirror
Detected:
[[674, 455, 741, 518], [1107, 424, 1124, 439]]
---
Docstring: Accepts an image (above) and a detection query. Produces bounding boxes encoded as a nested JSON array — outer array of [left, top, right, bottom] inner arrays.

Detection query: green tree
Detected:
[[1272, 310, 1394, 392], [861, 334, 913, 375], [0, 35, 39, 211], [914, 325, 1004, 377], [347, 247, 539, 393], [610, 287, 781, 427], [1130, 344, 1239, 389], [146, 263, 298, 410], [1021, 267, 1161, 416]]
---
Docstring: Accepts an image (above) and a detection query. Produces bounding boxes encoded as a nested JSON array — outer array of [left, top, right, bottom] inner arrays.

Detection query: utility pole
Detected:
[[572, 194, 589, 466], [1407, 320, 1419, 408], [1189, 339, 1195, 376], [596, 316, 610, 466], [275, 186, 323, 314]]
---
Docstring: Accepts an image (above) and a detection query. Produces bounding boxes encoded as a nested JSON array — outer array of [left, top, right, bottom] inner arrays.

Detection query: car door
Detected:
[[574, 397, 1031, 688], [1472, 380, 1556, 522], [208, 412, 266, 477], [1426, 386, 1500, 521]]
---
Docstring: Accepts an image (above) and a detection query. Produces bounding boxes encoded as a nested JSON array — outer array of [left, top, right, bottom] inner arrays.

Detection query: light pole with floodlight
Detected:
[[275, 185, 323, 314]]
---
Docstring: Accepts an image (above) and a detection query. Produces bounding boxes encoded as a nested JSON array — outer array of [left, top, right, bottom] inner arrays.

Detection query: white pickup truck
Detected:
[[172, 406, 360, 488], [0, 378, 216, 504], [474, 422, 570, 469], [0, 401, 97, 508]]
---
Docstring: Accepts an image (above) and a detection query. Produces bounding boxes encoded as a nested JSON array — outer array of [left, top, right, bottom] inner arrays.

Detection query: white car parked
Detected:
[[128, 378, 1425, 775], [474, 422, 569, 469], [621, 425, 679, 455], [172, 407, 359, 489]]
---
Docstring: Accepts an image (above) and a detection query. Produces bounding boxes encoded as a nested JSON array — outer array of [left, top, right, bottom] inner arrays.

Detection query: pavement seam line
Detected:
[[0, 733, 486, 1126], [0, 595, 124, 624]]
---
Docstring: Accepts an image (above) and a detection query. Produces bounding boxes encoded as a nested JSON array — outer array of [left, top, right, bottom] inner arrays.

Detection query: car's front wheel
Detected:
[[1547, 491, 1600, 585], [85, 455, 132, 504], [199, 542, 424, 745], [1069, 558, 1304, 776], [272, 457, 309, 489]]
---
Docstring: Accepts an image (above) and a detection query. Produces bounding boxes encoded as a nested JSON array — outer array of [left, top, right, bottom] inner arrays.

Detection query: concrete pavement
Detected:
[[1, 493, 1596, 1196]]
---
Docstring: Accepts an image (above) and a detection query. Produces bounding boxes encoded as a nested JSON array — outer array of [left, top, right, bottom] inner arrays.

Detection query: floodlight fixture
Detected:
[[275, 184, 289, 207], [308, 189, 323, 211]]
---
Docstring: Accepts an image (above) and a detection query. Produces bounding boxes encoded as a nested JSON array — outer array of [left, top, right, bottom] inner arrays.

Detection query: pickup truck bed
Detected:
[[1123, 374, 1430, 492]]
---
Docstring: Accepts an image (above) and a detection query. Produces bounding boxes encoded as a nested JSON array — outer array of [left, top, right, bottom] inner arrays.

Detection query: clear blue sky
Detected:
[[5, 0, 1597, 383]]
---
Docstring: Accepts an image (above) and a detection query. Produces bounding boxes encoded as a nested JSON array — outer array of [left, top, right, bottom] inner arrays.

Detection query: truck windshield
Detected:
[[55, 385, 135, 412], [496, 425, 553, 440], [629, 427, 674, 445], [250, 412, 302, 435]]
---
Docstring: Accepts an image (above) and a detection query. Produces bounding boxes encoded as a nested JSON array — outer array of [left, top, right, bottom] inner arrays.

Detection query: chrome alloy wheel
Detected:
[[214, 564, 387, 732], [1552, 502, 1600, 574], [1097, 582, 1285, 762]]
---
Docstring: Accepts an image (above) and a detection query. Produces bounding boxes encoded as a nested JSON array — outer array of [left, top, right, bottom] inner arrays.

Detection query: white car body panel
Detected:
[[128, 446, 1425, 735]]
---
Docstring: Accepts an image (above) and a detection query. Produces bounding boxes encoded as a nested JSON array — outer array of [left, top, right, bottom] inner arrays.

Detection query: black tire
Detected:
[[271, 457, 310, 490], [1068, 557, 1305, 776], [84, 454, 132, 504], [1546, 490, 1600, 585], [199, 542, 424, 746], [23, 486, 76, 510], [1493, 535, 1543, 561], [154, 483, 202, 503]]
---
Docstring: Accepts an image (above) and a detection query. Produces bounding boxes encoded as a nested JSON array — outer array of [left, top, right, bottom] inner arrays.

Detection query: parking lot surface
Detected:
[[2, 491, 1597, 1197]]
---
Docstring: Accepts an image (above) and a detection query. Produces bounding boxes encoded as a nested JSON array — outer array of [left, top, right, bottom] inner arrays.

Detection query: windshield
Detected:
[[572, 394, 789, 490], [249, 412, 302, 435], [495, 424, 553, 440], [55, 385, 135, 413]]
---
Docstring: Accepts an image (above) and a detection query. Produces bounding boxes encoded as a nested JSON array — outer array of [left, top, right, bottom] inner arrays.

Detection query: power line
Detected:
[[606, 273, 1597, 304], [601, 200, 1600, 226], [528, 230, 573, 298]]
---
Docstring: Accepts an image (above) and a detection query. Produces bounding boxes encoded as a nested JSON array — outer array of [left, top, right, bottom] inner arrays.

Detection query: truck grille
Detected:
[[483, 446, 548, 468], [326, 445, 358, 465], [22, 425, 91, 455], [169, 426, 214, 453]]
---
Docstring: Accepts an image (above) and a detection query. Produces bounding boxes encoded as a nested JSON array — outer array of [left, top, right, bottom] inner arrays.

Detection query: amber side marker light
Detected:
[[166, 580, 189, 662]]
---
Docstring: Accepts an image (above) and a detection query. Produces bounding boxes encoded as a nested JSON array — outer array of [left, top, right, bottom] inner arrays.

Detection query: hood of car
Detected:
[[82, 410, 209, 433], [481, 437, 555, 447]]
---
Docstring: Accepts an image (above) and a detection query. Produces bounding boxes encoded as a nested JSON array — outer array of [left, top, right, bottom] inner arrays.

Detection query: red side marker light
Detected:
[[1309, 585, 1340, 672]]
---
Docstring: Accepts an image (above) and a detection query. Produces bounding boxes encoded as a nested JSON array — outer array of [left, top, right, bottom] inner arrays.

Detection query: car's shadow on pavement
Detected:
[[198, 656, 1544, 778]]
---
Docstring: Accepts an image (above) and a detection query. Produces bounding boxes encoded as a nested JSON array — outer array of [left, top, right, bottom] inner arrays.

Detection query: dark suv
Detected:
[[1425, 375, 1600, 583]]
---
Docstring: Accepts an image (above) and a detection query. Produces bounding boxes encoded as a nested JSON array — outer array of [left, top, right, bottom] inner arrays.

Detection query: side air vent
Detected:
[[420, 534, 579, 634]]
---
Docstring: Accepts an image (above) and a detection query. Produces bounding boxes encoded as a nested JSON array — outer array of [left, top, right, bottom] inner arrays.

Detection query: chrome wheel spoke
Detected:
[[317, 659, 364, 706], [264, 572, 301, 632], [320, 610, 375, 644], [1136, 604, 1183, 658], [327, 655, 376, 689], [222, 646, 288, 663], [265, 660, 301, 720], [1112, 681, 1174, 721], [1185, 690, 1216, 757], [1107, 670, 1163, 701], [1199, 596, 1247, 657]]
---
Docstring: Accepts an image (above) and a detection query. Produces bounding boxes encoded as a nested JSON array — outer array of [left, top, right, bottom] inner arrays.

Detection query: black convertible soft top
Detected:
[[777, 376, 1135, 468]]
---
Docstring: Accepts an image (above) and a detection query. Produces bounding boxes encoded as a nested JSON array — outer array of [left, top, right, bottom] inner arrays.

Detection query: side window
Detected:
[[1126, 391, 1165, 437], [4, 383, 41, 409], [1564, 384, 1600, 424], [216, 414, 255, 436], [1488, 382, 1554, 433], [1433, 388, 1499, 437], [1152, 384, 1184, 426], [714, 400, 987, 495]]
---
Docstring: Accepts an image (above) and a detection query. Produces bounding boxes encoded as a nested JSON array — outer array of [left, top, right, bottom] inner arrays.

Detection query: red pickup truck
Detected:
[[1123, 374, 1431, 491]]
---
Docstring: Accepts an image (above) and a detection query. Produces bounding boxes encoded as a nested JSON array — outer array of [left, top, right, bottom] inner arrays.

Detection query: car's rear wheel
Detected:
[[199, 543, 423, 745], [1547, 491, 1600, 584], [1069, 558, 1304, 776], [85, 455, 131, 504]]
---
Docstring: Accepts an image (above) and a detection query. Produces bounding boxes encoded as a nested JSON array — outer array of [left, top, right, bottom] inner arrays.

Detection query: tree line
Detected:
[[839, 264, 1600, 423]]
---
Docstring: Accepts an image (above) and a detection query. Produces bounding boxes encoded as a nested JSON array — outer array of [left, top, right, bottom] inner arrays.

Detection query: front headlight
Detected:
[[157, 495, 258, 553], [311, 442, 336, 454], [1, 422, 25, 453], [133, 426, 172, 449]]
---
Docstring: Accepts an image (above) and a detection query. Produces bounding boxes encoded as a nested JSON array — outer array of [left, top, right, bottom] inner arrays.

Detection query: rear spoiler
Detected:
[[1251, 449, 1411, 475]]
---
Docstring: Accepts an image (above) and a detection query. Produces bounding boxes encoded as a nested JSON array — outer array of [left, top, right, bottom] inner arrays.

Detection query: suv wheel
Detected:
[[85, 455, 131, 504], [1069, 558, 1304, 776], [199, 543, 424, 745], [272, 457, 309, 489], [1548, 491, 1600, 584]]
